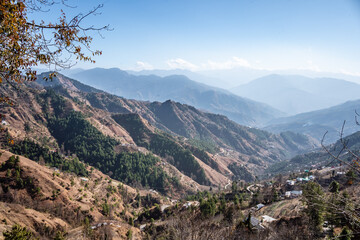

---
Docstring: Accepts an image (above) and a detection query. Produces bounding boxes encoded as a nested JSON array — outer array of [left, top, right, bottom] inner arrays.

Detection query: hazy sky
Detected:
[[33, 0, 360, 75]]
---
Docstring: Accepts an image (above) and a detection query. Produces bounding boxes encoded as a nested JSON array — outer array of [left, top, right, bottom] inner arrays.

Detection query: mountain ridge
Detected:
[[71, 67, 284, 126], [264, 99, 360, 144], [2, 72, 319, 184]]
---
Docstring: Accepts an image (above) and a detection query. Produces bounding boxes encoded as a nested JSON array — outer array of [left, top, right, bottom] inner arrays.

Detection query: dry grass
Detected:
[[0, 150, 145, 239]]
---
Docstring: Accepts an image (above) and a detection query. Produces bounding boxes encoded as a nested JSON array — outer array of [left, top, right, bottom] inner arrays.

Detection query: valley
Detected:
[[0, 70, 359, 239], [1, 1, 360, 239]]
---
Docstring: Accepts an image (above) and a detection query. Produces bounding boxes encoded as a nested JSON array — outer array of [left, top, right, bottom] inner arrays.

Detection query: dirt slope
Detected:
[[0, 150, 146, 239]]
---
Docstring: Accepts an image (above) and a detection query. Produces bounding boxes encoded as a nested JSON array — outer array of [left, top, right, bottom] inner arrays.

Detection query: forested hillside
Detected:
[[112, 113, 209, 185], [43, 73, 319, 167], [0, 73, 319, 193]]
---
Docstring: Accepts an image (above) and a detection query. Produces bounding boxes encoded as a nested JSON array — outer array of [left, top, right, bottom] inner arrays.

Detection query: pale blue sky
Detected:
[[32, 0, 360, 75]]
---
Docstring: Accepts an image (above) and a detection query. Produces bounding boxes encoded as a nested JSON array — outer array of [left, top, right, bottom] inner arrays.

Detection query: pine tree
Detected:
[[302, 182, 325, 235], [329, 180, 340, 194], [3, 224, 36, 240]]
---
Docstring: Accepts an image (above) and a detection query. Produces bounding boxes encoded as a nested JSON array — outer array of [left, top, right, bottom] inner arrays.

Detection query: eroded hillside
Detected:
[[0, 150, 145, 239], [0, 73, 318, 194]]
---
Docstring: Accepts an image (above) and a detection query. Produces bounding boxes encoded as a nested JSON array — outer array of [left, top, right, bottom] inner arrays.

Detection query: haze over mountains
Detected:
[[67, 67, 360, 144], [232, 74, 360, 115], [264, 99, 360, 144], [71, 68, 283, 126], [128, 67, 360, 89]]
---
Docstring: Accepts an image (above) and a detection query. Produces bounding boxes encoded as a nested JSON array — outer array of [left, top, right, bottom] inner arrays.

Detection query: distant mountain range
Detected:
[[127, 69, 221, 87], [30, 73, 318, 177], [265, 130, 360, 176], [231, 74, 360, 115], [264, 99, 360, 144], [71, 68, 283, 126], [63, 68, 360, 146]]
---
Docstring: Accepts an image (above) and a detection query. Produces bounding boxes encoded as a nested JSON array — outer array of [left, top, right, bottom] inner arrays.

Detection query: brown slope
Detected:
[[33, 73, 318, 172], [2, 72, 317, 189], [1, 82, 219, 191], [0, 150, 146, 239], [84, 90, 318, 166]]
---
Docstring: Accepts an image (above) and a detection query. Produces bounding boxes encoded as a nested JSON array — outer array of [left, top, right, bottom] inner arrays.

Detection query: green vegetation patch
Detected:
[[11, 139, 88, 177], [228, 163, 255, 182], [112, 113, 209, 185], [37, 90, 177, 192]]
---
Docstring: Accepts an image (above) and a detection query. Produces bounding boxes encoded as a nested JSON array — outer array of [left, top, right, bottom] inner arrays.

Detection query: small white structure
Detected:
[[183, 202, 192, 208], [256, 203, 265, 210], [309, 175, 315, 180], [290, 190, 302, 198], [285, 191, 291, 198], [80, 177, 88, 182], [1, 120, 8, 125], [140, 224, 147, 231], [183, 201, 199, 209], [249, 216, 265, 230], [160, 204, 170, 212], [262, 215, 277, 223], [149, 189, 158, 194], [286, 180, 295, 186]]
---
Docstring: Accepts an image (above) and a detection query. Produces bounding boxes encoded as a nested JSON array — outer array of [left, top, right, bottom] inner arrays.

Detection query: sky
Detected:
[[31, 0, 360, 76]]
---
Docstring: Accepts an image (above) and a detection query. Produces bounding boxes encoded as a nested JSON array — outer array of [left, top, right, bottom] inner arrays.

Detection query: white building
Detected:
[[286, 180, 295, 186], [285, 191, 291, 198], [256, 203, 265, 210], [290, 190, 302, 197]]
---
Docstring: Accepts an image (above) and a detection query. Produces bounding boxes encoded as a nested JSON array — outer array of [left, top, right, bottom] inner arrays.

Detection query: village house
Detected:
[[256, 203, 265, 210], [248, 216, 265, 231], [286, 180, 295, 186], [285, 190, 302, 198], [290, 190, 302, 198]]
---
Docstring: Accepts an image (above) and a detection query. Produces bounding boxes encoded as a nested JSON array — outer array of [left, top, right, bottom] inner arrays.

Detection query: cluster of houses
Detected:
[[286, 175, 316, 186], [283, 173, 316, 198]]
